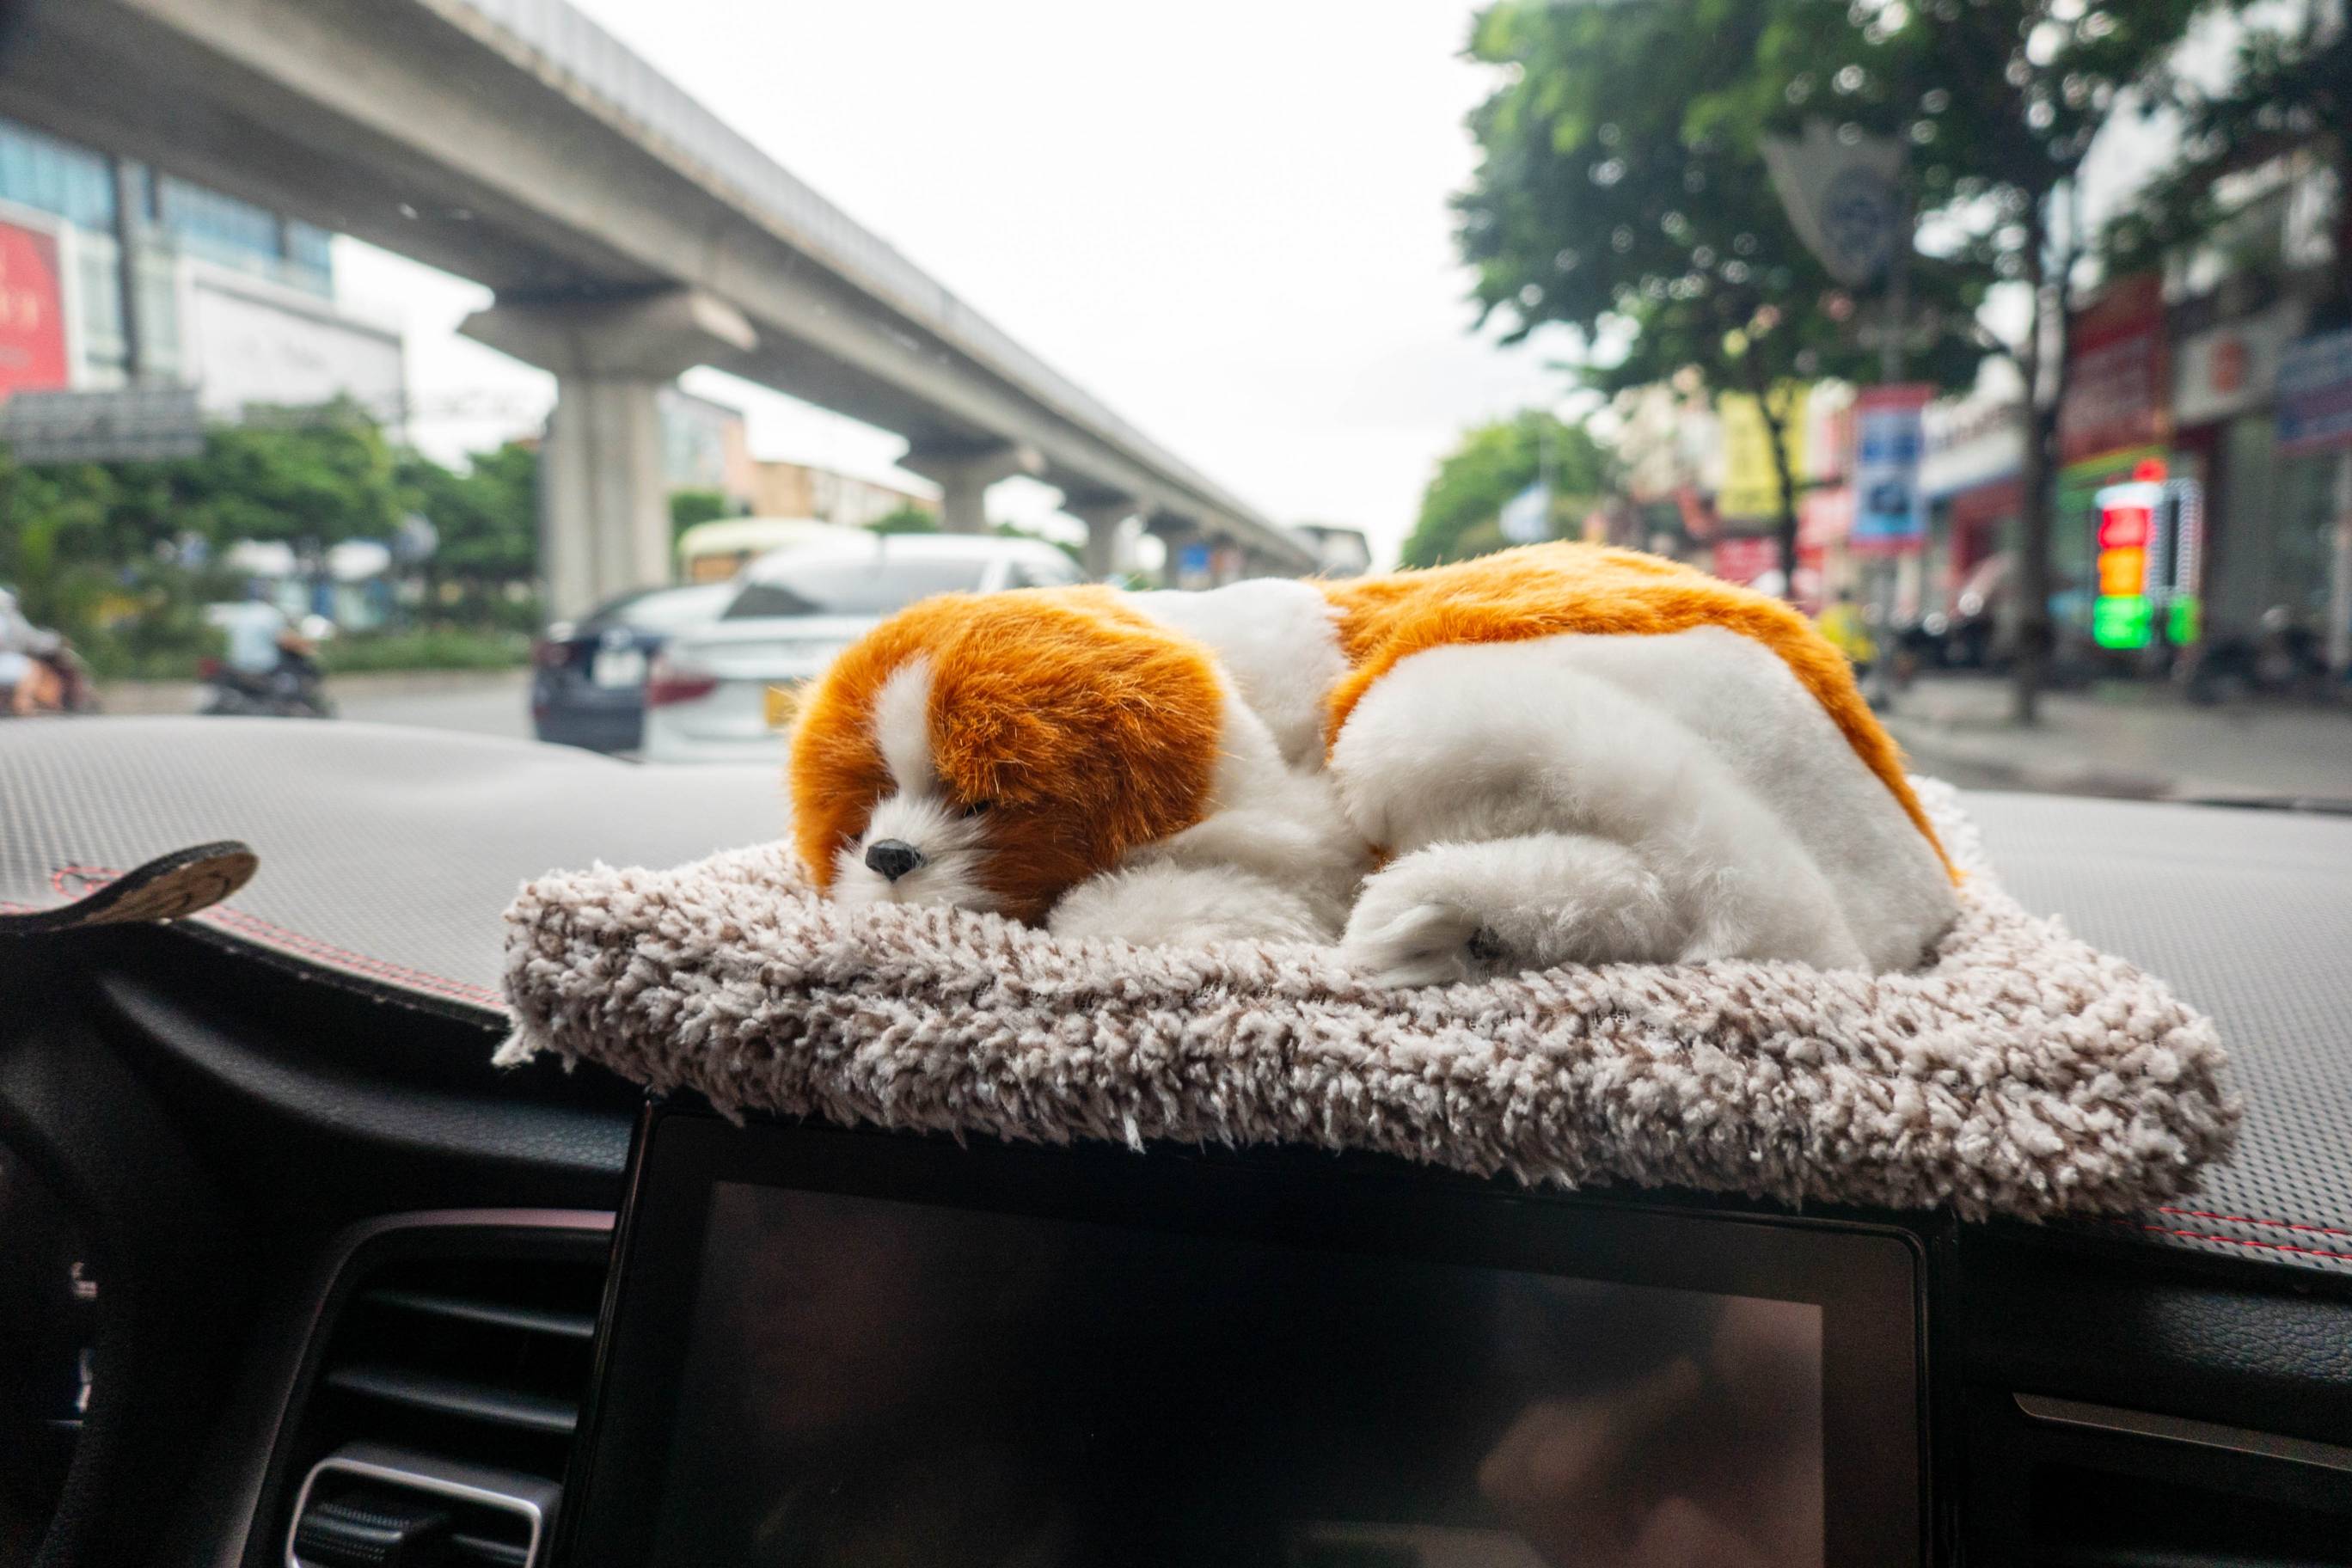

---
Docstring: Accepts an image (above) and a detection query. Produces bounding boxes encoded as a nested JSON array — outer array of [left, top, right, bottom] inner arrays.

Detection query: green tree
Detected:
[[1758, 0, 2204, 718], [867, 503, 940, 535], [2105, 4, 2349, 326], [175, 404, 405, 548], [395, 441, 539, 625], [669, 487, 732, 541], [1456, 0, 1985, 591], [2, 412, 420, 672], [1405, 412, 1610, 568], [1461, 0, 2199, 701]]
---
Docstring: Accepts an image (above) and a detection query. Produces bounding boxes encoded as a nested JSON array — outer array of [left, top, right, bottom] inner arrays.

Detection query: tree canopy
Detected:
[[1404, 411, 1610, 568], [0, 414, 544, 673], [1457, 0, 2206, 706], [1457, 0, 1987, 582], [2105, 4, 2349, 326]]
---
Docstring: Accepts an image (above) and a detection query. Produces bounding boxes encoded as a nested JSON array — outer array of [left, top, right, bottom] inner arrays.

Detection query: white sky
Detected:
[[332, 0, 1568, 567]]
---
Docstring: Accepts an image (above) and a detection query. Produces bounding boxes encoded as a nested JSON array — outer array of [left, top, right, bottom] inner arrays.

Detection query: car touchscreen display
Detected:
[[644, 1179, 1827, 1568]]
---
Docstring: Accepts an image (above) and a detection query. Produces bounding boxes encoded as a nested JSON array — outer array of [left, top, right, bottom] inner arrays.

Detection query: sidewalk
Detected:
[[1881, 674, 2352, 805]]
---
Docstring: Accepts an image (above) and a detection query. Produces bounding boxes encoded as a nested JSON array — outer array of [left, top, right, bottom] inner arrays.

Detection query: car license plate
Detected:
[[591, 648, 646, 688], [764, 683, 801, 730]]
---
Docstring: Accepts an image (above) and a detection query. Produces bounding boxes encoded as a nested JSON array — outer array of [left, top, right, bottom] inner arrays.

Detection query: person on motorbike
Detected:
[[205, 596, 333, 718], [0, 587, 68, 717]]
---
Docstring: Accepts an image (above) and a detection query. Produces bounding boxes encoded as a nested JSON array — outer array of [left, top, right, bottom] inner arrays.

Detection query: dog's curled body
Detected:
[[786, 542, 1957, 983]]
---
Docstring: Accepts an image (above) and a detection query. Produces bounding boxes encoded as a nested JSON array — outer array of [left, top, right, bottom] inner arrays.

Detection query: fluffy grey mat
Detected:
[[496, 781, 2238, 1220]]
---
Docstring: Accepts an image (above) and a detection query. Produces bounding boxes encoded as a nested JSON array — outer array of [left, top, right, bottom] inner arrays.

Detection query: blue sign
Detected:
[[1848, 386, 1932, 554], [1499, 481, 1551, 545], [2278, 328, 2352, 456]]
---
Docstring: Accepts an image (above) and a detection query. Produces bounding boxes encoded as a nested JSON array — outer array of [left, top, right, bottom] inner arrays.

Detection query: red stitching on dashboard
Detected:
[[38, 863, 505, 1009], [2132, 1224, 2352, 1265], [199, 905, 505, 1008], [2156, 1206, 2352, 1240]]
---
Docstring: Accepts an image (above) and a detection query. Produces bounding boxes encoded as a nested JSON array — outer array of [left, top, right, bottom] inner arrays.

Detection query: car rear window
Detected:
[[724, 557, 990, 619], [609, 586, 732, 631]]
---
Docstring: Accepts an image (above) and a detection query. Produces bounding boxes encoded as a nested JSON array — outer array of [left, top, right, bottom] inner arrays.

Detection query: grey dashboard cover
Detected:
[[3, 716, 2344, 1276], [498, 779, 2238, 1226], [0, 716, 785, 1018]]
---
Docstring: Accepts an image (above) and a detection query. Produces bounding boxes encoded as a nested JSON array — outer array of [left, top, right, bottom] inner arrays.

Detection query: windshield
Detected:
[[2, 0, 2344, 811], [724, 556, 990, 620]]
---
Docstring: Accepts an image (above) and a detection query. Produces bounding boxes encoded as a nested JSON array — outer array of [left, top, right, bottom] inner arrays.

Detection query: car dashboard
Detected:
[[2, 719, 2349, 1567]]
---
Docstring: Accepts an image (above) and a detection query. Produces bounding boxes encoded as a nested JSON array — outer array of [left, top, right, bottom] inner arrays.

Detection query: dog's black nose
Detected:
[[864, 839, 925, 882]]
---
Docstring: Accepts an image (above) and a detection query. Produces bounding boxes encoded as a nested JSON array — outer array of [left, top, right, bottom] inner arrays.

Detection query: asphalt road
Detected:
[[336, 671, 535, 739], [102, 669, 537, 740]]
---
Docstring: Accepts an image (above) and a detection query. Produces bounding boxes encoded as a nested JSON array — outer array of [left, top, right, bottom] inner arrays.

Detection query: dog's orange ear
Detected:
[[925, 590, 1222, 919], [786, 588, 1225, 920]]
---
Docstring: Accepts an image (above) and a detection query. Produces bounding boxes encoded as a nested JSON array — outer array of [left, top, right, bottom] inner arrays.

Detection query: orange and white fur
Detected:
[[787, 543, 1957, 985]]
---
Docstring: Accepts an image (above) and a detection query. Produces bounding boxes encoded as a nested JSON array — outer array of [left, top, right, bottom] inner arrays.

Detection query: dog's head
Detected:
[[787, 586, 1224, 923]]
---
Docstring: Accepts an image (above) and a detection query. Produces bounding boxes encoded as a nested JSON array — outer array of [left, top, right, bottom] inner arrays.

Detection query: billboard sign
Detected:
[[2173, 298, 2306, 427], [2059, 274, 2168, 464], [1848, 383, 1933, 555], [0, 386, 205, 463], [187, 267, 405, 420], [1716, 389, 1809, 522], [0, 219, 70, 400]]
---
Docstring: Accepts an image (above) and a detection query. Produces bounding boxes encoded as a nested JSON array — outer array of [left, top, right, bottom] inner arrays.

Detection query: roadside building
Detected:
[[1917, 398, 2024, 640], [0, 114, 402, 421], [658, 387, 756, 506], [747, 458, 936, 529]]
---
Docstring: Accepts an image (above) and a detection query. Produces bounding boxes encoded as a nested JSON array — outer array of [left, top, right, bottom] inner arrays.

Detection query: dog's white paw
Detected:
[[1338, 895, 1490, 988], [1050, 861, 1337, 947], [1340, 834, 1694, 985]]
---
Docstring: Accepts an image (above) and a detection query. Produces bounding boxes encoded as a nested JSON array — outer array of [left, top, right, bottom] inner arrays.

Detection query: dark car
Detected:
[[530, 583, 734, 754]]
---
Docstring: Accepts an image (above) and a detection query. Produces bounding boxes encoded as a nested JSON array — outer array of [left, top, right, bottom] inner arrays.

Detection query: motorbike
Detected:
[[0, 642, 101, 717], [198, 641, 335, 720]]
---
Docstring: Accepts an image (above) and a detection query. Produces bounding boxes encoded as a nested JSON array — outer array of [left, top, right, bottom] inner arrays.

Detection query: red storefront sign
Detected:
[[2059, 274, 2168, 464], [1712, 535, 1778, 585], [0, 220, 69, 399], [1798, 483, 1851, 551]]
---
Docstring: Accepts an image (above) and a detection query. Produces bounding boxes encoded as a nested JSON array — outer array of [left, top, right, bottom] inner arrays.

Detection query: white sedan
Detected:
[[640, 531, 1087, 764]]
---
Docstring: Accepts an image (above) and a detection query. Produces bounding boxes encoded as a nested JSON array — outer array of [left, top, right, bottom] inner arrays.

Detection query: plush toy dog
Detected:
[[786, 542, 1957, 984]]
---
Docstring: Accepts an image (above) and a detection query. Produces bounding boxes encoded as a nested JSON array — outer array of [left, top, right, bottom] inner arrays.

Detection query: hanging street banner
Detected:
[[1761, 119, 1908, 288], [1717, 389, 1810, 522], [1848, 383, 1935, 555]]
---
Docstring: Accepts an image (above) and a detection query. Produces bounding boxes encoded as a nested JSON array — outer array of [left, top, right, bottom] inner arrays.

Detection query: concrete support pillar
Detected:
[[1145, 513, 1203, 589], [538, 380, 669, 618], [1064, 497, 1136, 580], [460, 289, 756, 621], [901, 442, 1045, 534]]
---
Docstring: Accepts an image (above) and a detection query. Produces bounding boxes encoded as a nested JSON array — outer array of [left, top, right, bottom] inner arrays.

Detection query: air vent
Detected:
[[274, 1228, 609, 1568]]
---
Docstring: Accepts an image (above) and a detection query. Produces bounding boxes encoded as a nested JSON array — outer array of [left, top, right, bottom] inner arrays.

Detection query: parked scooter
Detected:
[[199, 633, 335, 719], [2187, 605, 2334, 704]]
